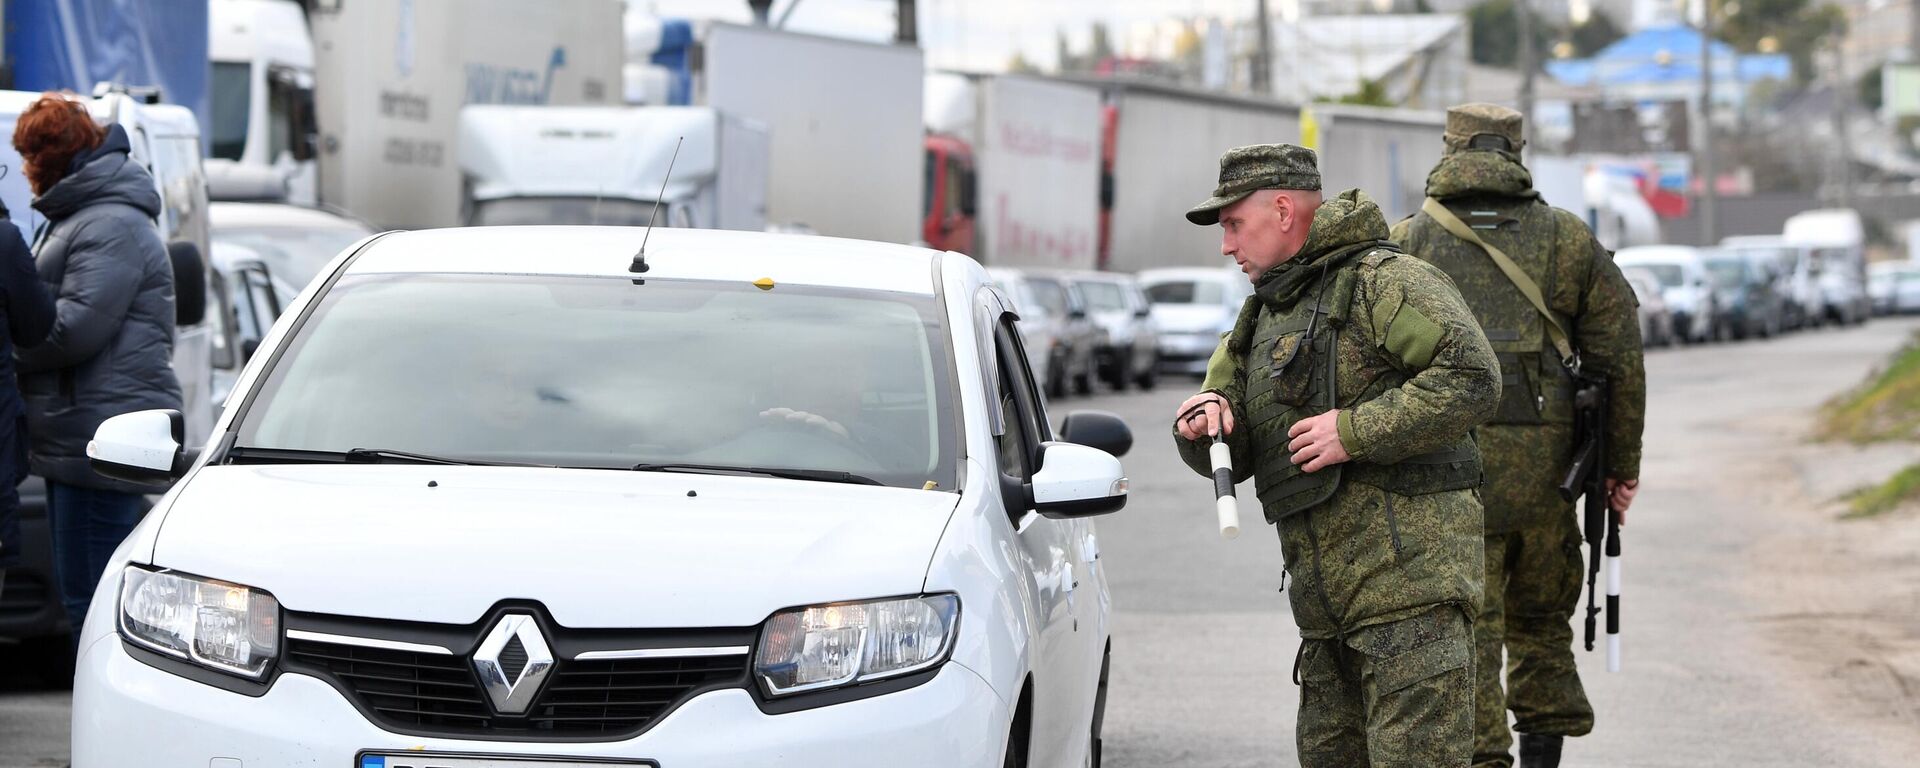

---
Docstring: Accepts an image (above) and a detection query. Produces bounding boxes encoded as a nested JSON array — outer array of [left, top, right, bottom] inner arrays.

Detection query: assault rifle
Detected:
[[1558, 372, 1621, 672]]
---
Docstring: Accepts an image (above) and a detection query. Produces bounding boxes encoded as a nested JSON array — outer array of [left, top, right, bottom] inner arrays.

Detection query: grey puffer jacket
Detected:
[[18, 125, 182, 493]]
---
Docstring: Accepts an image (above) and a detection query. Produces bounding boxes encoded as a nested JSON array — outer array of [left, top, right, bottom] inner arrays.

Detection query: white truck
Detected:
[[309, 0, 625, 229], [458, 105, 769, 231], [1093, 81, 1303, 273], [206, 0, 319, 205], [693, 23, 922, 244], [923, 73, 1103, 269]]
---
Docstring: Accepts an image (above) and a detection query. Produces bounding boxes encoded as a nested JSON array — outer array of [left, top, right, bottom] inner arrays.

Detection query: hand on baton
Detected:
[[1176, 393, 1234, 441]]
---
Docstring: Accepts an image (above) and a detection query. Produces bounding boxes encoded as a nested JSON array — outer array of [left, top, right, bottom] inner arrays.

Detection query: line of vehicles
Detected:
[[1616, 209, 1874, 348]]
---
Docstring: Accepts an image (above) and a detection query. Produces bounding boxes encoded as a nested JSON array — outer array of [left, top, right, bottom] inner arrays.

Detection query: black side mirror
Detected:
[[167, 241, 207, 326], [1133, 307, 1151, 319], [1069, 308, 1088, 321], [1059, 410, 1132, 457], [241, 337, 261, 361]]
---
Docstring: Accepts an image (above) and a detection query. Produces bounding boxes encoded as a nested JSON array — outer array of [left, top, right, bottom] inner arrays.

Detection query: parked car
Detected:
[[1700, 248, 1783, 340], [1615, 246, 1720, 344], [210, 202, 377, 292], [1723, 236, 1821, 330], [1138, 267, 1252, 377], [1869, 261, 1920, 315], [1812, 246, 1870, 326], [1021, 271, 1102, 397], [985, 268, 1056, 392], [1069, 272, 1159, 391], [1621, 266, 1676, 348], [75, 227, 1130, 768]]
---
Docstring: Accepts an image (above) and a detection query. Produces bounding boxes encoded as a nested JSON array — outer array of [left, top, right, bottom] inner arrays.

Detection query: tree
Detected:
[[1569, 9, 1624, 58], [1007, 51, 1040, 74], [1468, 0, 1555, 68], [1719, 0, 1848, 84], [1334, 78, 1395, 107]]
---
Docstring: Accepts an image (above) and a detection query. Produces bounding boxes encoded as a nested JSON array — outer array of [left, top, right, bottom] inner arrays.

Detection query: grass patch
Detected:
[[1819, 333, 1920, 443], [1842, 463, 1920, 519]]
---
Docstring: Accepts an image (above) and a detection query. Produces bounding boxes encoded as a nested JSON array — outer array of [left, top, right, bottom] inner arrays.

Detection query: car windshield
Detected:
[[1145, 280, 1224, 305], [1704, 259, 1745, 288], [1632, 263, 1685, 287], [1078, 281, 1129, 311], [232, 274, 958, 490], [1026, 278, 1069, 315], [214, 225, 373, 291], [471, 198, 663, 227]]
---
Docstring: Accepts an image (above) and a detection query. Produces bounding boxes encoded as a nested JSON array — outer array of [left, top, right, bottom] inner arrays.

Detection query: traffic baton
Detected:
[[1210, 430, 1239, 539], [1606, 513, 1622, 672]]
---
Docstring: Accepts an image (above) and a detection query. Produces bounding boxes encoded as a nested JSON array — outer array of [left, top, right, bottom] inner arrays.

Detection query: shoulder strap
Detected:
[[1420, 197, 1576, 367]]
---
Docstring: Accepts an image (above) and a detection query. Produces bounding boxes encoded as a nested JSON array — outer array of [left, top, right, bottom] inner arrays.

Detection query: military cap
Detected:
[[1443, 103, 1526, 154], [1185, 143, 1322, 226]]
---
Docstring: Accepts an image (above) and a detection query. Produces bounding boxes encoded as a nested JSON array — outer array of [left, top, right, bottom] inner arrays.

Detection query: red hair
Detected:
[[13, 93, 104, 195]]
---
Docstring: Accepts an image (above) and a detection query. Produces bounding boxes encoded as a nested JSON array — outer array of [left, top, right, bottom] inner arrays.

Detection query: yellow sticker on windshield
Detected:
[[753, 278, 776, 291]]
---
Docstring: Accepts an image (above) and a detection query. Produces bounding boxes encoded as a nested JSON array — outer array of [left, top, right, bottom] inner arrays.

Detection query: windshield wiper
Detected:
[[223, 446, 549, 468], [629, 462, 882, 486]]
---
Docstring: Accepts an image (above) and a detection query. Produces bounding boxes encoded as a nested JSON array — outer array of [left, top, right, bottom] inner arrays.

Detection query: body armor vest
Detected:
[[1230, 244, 1482, 523], [1416, 199, 1577, 426]]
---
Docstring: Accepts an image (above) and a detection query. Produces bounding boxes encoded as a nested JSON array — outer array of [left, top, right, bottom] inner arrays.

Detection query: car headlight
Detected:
[[119, 565, 280, 679], [754, 594, 959, 696]]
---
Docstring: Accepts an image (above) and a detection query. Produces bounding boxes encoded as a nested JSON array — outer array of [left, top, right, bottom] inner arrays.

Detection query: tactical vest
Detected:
[[1416, 199, 1577, 427], [1231, 243, 1482, 523]]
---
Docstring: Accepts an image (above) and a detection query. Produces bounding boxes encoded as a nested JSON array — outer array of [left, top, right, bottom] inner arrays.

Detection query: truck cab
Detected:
[[207, 0, 319, 204], [923, 133, 976, 254], [458, 105, 768, 232]]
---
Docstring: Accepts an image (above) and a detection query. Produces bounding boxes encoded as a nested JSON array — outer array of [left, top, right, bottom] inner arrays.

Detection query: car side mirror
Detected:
[[88, 409, 192, 485], [1069, 308, 1088, 321], [1031, 441, 1127, 518], [241, 337, 262, 361], [168, 241, 207, 326], [1059, 410, 1132, 457], [1133, 307, 1151, 319]]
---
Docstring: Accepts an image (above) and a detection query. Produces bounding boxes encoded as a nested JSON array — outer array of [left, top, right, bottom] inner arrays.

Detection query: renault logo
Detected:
[[472, 614, 554, 714]]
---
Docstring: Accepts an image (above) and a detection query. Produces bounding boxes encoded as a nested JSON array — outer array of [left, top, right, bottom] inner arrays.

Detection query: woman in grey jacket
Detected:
[[13, 94, 182, 633]]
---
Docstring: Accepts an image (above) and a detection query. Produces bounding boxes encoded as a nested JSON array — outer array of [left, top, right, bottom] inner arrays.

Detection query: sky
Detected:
[[634, 0, 1294, 72]]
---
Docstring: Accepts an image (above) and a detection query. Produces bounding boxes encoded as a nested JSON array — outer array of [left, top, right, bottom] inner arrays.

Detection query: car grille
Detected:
[[286, 635, 751, 739]]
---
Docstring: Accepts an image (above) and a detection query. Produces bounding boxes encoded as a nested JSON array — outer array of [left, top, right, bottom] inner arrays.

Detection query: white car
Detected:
[[1068, 272, 1159, 392], [74, 227, 1132, 768], [1869, 261, 1920, 315], [1138, 267, 1252, 377], [1614, 246, 1720, 344]]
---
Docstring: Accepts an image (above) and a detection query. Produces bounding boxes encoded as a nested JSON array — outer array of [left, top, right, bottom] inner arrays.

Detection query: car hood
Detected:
[[1151, 304, 1233, 334], [150, 465, 962, 628]]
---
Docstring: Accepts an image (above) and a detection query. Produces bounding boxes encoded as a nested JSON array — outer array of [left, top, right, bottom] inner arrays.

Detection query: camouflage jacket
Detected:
[[1390, 151, 1646, 533], [1175, 189, 1499, 637]]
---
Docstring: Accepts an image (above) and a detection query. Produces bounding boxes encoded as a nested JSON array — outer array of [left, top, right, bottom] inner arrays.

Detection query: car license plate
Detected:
[[358, 753, 656, 768]]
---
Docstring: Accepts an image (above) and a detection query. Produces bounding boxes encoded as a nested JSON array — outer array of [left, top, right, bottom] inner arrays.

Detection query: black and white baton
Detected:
[[1606, 511, 1622, 672], [1211, 429, 1239, 539]]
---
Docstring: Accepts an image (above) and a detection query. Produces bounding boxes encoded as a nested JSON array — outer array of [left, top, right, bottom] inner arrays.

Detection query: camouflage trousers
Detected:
[[1473, 515, 1595, 768], [1296, 605, 1474, 768]]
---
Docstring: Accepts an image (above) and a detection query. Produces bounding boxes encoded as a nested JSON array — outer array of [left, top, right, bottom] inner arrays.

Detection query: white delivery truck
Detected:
[[1784, 208, 1871, 325], [458, 105, 769, 231], [206, 0, 319, 204], [308, 0, 625, 229], [695, 23, 922, 244], [923, 73, 1103, 269]]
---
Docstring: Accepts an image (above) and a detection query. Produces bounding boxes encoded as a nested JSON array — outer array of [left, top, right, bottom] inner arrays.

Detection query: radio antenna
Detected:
[[631, 136, 684, 275]]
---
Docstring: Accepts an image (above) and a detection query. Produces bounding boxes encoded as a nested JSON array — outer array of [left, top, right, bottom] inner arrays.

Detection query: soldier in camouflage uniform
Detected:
[[1171, 144, 1501, 768], [1390, 105, 1647, 768]]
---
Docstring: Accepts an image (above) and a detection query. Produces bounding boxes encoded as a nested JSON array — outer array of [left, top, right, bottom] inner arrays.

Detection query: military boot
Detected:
[[1517, 733, 1563, 768]]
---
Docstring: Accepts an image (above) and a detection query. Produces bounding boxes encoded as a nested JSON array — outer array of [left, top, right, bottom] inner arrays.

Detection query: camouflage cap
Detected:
[[1185, 143, 1322, 226], [1443, 103, 1526, 154]]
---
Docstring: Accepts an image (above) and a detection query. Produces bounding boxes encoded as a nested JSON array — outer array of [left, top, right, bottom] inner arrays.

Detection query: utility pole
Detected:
[[1699, 0, 1718, 244], [747, 0, 773, 25], [1832, 37, 1856, 209], [1253, 0, 1274, 96], [1517, 0, 1536, 149]]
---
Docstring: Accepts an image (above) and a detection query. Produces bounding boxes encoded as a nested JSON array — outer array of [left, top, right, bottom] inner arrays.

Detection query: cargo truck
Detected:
[[923, 73, 1103, 269], [308, 0, 625, 229], [206, 0, 319, 204]]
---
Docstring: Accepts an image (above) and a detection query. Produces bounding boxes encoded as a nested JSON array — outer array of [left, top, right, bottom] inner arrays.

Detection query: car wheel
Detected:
[[1136, 364, 1157, 391], [1074, 371, 1093, 396], [1110, 354, 1130, 392]]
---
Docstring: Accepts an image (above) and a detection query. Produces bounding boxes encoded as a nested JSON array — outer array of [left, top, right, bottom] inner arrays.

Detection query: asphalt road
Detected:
[[7, 317, 1920, 767]]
